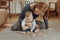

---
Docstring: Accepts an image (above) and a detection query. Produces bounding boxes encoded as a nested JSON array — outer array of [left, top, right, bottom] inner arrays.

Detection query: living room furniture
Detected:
[[0, 9, 8, 26], [57, 0, 60, 17], [49, 2, 57, 17], [0, 0, 12, 26]]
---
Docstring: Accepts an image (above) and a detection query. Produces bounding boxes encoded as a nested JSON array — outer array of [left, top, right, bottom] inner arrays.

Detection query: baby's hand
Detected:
[[23, 27, 28, 30], [25, 23, 32, 27]]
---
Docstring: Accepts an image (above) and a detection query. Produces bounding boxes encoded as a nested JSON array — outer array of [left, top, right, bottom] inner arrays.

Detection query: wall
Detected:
[[10, 0, 22, 13]]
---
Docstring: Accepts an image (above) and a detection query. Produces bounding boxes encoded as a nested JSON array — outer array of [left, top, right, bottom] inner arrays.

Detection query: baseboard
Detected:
[[8, 13, 20, 17]]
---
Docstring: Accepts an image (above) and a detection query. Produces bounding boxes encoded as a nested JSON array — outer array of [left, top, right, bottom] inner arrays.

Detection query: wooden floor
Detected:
[[6, 15, 60, 24], [0, 16, 60, 40]]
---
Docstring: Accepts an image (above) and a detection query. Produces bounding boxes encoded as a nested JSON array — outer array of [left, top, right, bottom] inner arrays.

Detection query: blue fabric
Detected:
[[19, 3, 38, 21]]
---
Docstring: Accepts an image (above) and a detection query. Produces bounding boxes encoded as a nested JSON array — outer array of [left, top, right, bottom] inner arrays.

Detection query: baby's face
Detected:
[[26, 16, 33, 22], [25, 14, 33, 21]]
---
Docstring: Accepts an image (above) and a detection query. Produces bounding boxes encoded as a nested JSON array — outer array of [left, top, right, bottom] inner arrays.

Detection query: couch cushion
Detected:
[[0, 9, 8, 26]]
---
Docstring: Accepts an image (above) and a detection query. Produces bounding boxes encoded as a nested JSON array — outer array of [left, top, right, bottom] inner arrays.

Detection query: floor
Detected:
[[0, 16, 60, 40]]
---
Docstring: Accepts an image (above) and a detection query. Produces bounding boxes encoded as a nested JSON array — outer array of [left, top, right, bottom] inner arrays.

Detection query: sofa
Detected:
[[0, 9, 8, 26]]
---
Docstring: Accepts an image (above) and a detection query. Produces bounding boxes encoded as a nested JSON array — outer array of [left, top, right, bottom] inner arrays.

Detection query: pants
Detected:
[[11, 20, 22, 31], [43, 17, 48, 29], [36, 20, 45, 29]]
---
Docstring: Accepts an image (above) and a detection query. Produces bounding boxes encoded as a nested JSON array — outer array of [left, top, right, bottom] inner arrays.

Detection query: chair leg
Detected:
[[56, 12, 58, 17]]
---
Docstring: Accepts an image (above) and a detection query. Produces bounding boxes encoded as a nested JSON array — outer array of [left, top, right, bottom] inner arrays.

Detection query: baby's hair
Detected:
[[25, 11, 32, 17]]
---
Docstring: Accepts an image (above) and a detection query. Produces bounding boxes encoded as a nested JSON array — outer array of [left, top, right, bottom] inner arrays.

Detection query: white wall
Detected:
[[10, 0, 22, 13]]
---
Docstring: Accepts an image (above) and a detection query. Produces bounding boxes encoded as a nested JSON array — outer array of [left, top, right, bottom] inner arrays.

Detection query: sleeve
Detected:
[[21, 19, 26, 28], [31, 20, 36, 32]]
